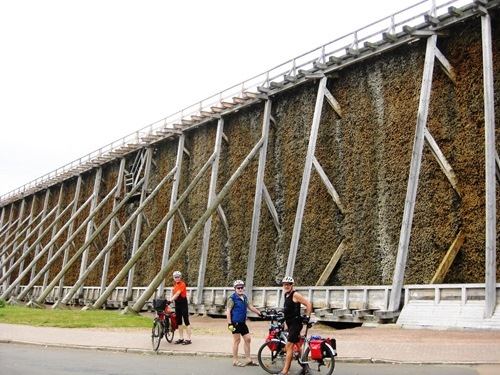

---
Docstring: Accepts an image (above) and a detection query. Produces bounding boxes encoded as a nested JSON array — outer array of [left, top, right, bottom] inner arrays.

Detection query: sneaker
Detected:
[[174, 339, 184, 344], [182, 339, 192, 345]]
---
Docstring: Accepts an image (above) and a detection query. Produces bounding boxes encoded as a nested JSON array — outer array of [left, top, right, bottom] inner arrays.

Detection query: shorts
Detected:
[[175, 299, 190, 326], [232, 322, 250, 336], [286, 319, 303, 343]]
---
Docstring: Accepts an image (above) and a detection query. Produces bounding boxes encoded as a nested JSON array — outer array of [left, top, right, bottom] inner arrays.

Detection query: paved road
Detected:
[[2, 343, 498, 375]]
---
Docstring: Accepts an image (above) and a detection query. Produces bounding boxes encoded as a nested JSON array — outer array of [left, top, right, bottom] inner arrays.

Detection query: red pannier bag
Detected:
[[266, 329, 278, 351], [321, 338, 337, 358], [309, 339, 324, 360], [170, 313, 178, 330]]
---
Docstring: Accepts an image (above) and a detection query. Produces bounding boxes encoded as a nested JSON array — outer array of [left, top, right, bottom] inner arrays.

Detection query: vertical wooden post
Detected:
[[159, 134, 185, 295], [79, 168, 102, 298], [43, 185, 64, 289], [1, 207, 15, 291], [58, 176, 82, 298], [29, 191, 50, 283], [481, 10, 496, 319], [19, 198, 37, 280], [246, 99, 272, 294], [287, 76, 327, 277], [100, 158, 126, 294], [389, 34, 437, 312], [126, 148, 153, 301], [196, 119, 224, 305], [11, 200, 26, 282]]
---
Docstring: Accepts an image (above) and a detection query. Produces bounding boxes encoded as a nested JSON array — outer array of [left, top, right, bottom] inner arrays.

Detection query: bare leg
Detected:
[[232, 334, 241, 364], [242, 333, 252, 362], [281, 341, 294, 374]]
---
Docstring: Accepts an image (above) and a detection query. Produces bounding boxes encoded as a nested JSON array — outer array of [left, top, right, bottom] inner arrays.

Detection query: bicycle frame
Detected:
[[151, 298, 175, 350], [258, 308, 336, 374]]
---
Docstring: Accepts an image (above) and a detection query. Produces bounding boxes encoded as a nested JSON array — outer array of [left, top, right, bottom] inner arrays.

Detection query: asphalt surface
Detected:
[[1, 314, 500, 366]]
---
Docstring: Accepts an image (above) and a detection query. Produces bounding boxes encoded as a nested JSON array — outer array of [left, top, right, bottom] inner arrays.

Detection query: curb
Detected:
[[3, 339, 499, 365]]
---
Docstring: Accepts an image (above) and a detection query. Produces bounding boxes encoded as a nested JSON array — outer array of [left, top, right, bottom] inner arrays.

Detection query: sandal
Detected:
[[174, 339, 184, 344], [182, 339, 192, 345], [232, 361, 246, 367], [245, 360, 258, 366]]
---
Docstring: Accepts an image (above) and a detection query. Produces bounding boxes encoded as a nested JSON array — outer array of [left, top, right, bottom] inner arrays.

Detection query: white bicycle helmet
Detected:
[[173, 271, 182, 278], [233, 279, 245, 288], [281, 276, 295, 284]]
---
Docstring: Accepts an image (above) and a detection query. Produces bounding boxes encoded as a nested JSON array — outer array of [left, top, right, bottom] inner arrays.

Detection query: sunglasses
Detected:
[[235, 286, 244, 290]]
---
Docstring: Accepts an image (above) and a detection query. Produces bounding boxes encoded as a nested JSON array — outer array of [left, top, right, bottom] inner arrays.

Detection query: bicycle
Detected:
[[151, 298, 176, 351], [257, 308, 337, 375]]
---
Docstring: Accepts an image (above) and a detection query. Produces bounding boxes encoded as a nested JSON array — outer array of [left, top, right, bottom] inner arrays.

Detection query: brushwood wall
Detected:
[[2, 14, 500, 291]]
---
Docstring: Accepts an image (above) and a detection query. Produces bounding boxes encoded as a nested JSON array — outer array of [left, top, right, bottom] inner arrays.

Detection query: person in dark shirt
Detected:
[[280, 276, 312, 375]]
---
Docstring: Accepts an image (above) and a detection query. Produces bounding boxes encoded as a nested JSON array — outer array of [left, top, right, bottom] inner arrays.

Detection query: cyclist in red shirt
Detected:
[[169, 271, 192, 345]]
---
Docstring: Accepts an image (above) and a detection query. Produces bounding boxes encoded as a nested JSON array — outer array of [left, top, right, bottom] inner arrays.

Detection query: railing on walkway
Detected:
[[398, 283, 500, 328], [404, 283, 500, 304], [13, 282, 497, 324], [0, 0, 475, 205]]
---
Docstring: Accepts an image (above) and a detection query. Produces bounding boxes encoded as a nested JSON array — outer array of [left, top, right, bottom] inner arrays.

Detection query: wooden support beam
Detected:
[[313, 62, 328, 70], [364, 41, 378, 50], [316, 240, 345, 286], [495, 151, 500, 184], [262, 183, 281, 233], [449, 6, 463, 17], [382, 32, 398, 43], [247, 99, 272, 294], [389, 34, 438, 312], [270, 81, 285, 89], [430, 230, 466, 284], [424, 127, 461, 197], [190, 115, 203, 121], [346, 47, 360, 57], [425, 14, 440, 26], [232, 96, 248, 104], [257, 86, 272, 93], [196, 119, 224, 304], [435, 47, 457, 84], [324, 87, 342, 118], [210, 106, 224, 113], [313, 156, 344, 213], [243, 91, 257, 99], [329, 56, 343, 64], [283, 74, 298, 83], [481, 9, 496, 319], [287, 77, 328, 277], [305, 72, 325, 80]]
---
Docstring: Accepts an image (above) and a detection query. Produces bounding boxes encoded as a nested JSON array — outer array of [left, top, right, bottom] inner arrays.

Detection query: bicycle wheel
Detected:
[[164, 318, 174, 343], [151, 320, 162, 351], [303, 345, 335, 375], [257, 339, 286, 374]]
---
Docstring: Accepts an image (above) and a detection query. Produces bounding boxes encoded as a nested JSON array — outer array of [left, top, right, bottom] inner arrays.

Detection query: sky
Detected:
[[0, 0, 454, 197]]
